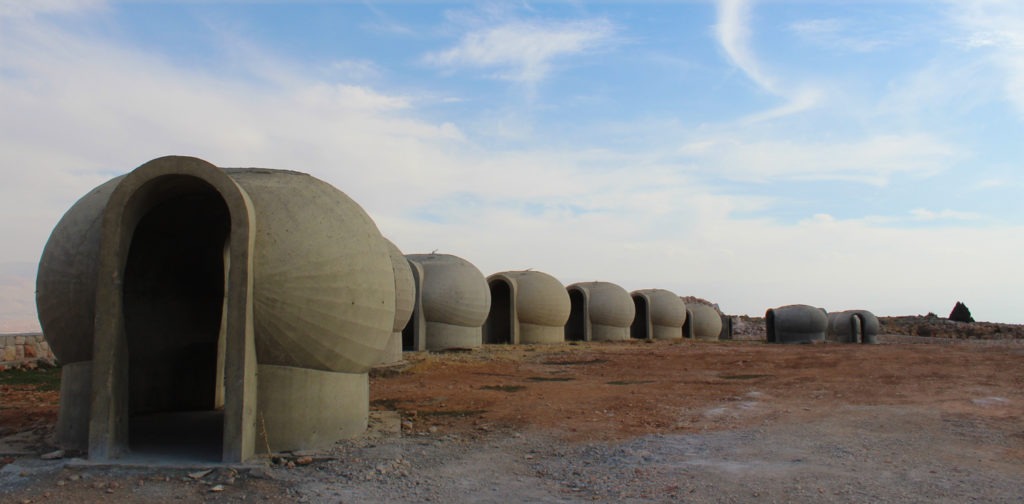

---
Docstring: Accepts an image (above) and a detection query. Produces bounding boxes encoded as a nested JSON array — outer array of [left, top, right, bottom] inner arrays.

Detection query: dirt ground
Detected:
[[2, 336, 1023, 503]]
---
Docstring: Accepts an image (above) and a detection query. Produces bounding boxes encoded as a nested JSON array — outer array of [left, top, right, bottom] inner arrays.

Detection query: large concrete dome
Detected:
[[485, 270, 570, 344], [686, 303, 723, 341], [827, 309, 879, 344], [378, 239, 415, 364], [766, 304, 828, 344], [406, 253, 490, 350], [35, 156, 397, 462], [630, 289, 687, 340], [565, 282, 634, 342]]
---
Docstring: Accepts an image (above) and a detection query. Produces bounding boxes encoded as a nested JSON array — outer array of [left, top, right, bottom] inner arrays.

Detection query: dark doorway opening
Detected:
[[682, 309, 694, 339], [565, 288, 586, 341], [484, 279, 513, 344], [765, 310, 776, 343], [123, 182, 230, 462], [630, 296, 649, 339]]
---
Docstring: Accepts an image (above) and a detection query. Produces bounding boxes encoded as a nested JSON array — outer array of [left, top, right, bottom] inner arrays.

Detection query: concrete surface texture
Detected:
[[484, 271, 571, 345], [685, 302, 723, 341], [404, 253, 490, 351], [34, 155, 396, 463], [630, 289, 687, 340], [766, 304, 829, 344], [827, 310, 880, 344], [564, 282, 635, 342], [377, 239, 415, 365]]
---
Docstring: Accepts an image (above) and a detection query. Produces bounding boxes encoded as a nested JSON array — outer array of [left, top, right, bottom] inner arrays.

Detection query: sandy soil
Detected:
[[1, 336, 1023, 503]]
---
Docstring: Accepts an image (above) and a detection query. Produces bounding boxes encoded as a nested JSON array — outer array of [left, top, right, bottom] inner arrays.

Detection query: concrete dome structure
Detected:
[[684, 303, 723, 341], [404, 253, 490, 351], [827, 310, 880, 344], [36, 156, 396, 462], [565, 282, 635, 342], [630, 289, 687, 340], [484, 270, 570, 345], [766, 304, 828, 344], [378, 239, 415, 365]]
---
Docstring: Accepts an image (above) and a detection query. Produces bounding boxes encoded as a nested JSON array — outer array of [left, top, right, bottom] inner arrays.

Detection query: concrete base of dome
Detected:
[[652, 325, 683, 340], [424, 322, 481, 350], [519, 323, 565, 344], [591, 324, 630, 342], [56, 360, 92, 451], [256, 364, 368, 453]]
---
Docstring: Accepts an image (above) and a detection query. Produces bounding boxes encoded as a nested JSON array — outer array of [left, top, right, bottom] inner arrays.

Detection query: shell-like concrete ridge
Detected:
[[36, 156, 396, 462], [378, 239, 416, 364], [766, 304, 828, 344], [685, 303, 723, 341], [630, 289, 687, 340], [405, 253, 490, 350], [565, 281, 635, 342], [827, 310, 879, 344], [484, 270, 570, 344]]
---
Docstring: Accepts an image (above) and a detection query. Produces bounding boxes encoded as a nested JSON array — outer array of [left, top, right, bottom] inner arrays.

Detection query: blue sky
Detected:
[[1, 0, 1022, 331]]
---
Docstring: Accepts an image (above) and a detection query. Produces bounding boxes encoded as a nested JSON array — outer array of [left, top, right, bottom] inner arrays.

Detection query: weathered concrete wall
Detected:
[[685, 303, 723, 341], [377, 239, 415, 366], [36, 156, 396, 462], [405, 253, 490, 350], [565, 282, 634, 342], [827, 310, 880, 344], [766, 305, 828, 344], [485, 270, 570, 345], [630, 289, 686, 340], [0, 333, 55, 370]]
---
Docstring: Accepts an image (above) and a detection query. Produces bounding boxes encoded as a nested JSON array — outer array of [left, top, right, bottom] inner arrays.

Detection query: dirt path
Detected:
[[2, 337, 1023, 502]]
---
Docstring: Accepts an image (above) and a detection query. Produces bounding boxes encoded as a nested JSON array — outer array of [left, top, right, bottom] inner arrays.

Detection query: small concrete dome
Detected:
[[485, 270, 570, 344], [630, 289, 687, 340], [406, 253, 490, 350], [827, 310, 879, 344], [686, 303, 723, 341], [565, 281, 634, 342], [766, 304, 828, 344]]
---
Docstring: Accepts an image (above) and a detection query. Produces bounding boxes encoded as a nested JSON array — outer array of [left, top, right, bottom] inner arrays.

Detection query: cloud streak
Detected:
[[714, 0, 821, 120], [423, 18, 615, 85]]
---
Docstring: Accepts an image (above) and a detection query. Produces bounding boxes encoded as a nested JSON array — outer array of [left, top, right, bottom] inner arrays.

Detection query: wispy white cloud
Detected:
[[947, 1, 1024, 117], [714, 0, 822, 121], [790, 17, 892, 52], [0, 0, 104, 18], [909, 208, 983, 221], [678, 133, 956, 185], [423, 18, 615, 85]]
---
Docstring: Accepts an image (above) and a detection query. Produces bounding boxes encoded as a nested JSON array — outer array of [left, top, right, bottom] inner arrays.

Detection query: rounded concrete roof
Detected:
[[385, 239, 415, 334], [406, 253, 490, 328], [633, 288, 687, 328], [827, 309, 880, 338], [37, 156, 396, 373], [687, 303, 723, 340], [489, 270, 570, 328], [768, 304, 828, 343], [567, 282, 634, 328]]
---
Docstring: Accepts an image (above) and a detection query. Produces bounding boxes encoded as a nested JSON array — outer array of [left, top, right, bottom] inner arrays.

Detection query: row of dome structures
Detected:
[[34, 156, 877, 462], [382, 250, 880, 365]]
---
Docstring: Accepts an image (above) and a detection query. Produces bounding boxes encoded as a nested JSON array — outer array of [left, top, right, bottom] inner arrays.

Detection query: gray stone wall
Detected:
[[0, 333, 56, 370]]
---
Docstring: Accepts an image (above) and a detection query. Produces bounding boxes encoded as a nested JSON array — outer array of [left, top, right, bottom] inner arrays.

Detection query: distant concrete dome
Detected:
[[36, 156, 397, 462], [406, 253, 490, 350], [630, 289, 687, 340], [827, 310, 879, 344], [565, 281, 634, 342], [485, 270, 570, 344], [766, 304, 828, 344], [378, 239, 415, 365], [686, 303, 723, 341]]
